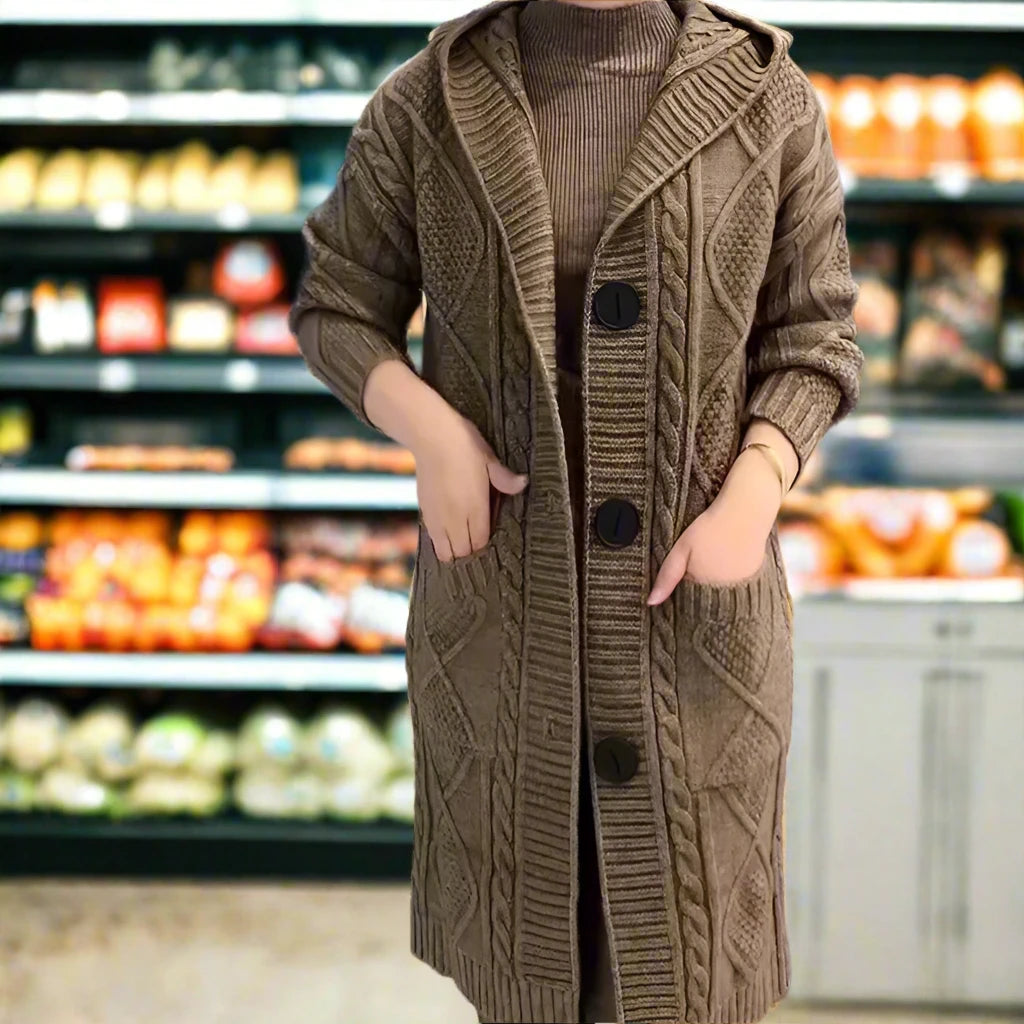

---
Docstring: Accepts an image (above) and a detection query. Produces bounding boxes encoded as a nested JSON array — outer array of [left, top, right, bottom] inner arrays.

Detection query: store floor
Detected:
[[0, 881, 1018, 1024]]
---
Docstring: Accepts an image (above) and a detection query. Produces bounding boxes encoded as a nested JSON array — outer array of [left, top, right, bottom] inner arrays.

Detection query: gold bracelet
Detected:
[[741, 442, 788, 500]]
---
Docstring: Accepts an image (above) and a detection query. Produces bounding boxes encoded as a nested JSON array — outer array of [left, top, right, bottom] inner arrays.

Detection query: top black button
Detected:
[[594, 497, 640, 549], [593, 737, 639, 785], [593, 282, 641, 331]]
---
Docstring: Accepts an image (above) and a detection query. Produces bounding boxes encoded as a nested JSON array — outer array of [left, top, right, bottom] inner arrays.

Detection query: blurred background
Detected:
[[0, 1, 1023, 1022]]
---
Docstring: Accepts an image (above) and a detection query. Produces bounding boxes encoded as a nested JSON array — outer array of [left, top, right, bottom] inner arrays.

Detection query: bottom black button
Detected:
[[593, 737, 639, 785]]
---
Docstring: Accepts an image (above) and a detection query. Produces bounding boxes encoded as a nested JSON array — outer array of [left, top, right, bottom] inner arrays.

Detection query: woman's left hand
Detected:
[[647, 499, 769, 605]]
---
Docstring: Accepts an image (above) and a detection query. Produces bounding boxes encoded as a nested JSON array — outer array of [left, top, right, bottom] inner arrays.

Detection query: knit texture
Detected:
[[291, 2, 862, 1021]]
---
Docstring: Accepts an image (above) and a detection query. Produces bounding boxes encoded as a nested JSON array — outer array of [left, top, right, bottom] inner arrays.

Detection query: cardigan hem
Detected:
[[412, 905, 579, 1024], [413, 898, 789, 1024]]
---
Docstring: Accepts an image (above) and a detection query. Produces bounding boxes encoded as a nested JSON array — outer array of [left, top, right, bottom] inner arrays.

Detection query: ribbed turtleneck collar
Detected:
[[518, 0, 680, 66]]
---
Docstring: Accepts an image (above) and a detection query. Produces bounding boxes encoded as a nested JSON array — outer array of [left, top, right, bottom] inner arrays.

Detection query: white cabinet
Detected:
[[961, 663, 1024, 1004], [784, 601, 1024, 1008]]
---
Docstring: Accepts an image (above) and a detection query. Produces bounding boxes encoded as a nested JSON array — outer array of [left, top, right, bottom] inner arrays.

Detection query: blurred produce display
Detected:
[[283, 437, 416, 473], [0, 509, 413, 653], [0, 143, 299, 215], [260, 516, 416, 652], [779, 486, 1020, 588], [848, 229, 1024, 395], [811, 69, 1024, 182], [3, 36, 424, 96], [0, 693, 414, 824], [0, 405, 32, 463], [65, 445, 235, 472]]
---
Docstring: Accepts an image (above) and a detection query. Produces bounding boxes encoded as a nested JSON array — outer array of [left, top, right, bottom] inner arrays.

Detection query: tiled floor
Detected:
[[0, 882, 1019, 1024]]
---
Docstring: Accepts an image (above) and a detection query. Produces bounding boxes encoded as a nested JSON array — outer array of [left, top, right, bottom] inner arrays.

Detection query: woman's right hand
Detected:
[[412, 407, 528, 562]]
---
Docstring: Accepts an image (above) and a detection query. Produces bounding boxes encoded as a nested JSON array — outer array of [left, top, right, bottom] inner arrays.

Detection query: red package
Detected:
[[235, 305, 299, 356], [213, 240, 284, 306], [97, 278, 166, 353]]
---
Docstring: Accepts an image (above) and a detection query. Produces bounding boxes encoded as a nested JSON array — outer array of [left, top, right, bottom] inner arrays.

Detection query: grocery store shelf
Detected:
[[0, 207, 304, 233], [4, 180, 1024, 239], [0, 650, 408, 690], [0, 814, 413, 879], [0, 90, 370, 126], [0, 468, 419, 509], [797, 578, 1024, 604], [0, 355, 328, 393], [844, 177, 1024, 205], [4, 0, 1024, 28]]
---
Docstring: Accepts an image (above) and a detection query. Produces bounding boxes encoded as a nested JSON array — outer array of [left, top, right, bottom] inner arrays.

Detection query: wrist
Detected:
[[714, 452, 783, 528]]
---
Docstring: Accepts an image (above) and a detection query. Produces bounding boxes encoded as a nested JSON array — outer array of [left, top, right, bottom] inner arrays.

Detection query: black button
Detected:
[[593, 498, 640, 549], [593, 282, 641, 330], [593, 737, 639, 785]]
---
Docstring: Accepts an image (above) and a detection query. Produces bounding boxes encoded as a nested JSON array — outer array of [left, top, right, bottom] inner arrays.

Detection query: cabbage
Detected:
[[385, 701, 414, 772], [321, 772, 381, 822], [36, 765, 112, 815], [126, 772, 225, 817], [0, 770, 34, 811], [303, 705, 393, 782], [233, 766, 323, 820], [236, 706, 303, 770], [64, 702, 136, 783], [192, 729, 236, 779], [134, 714, 206, 772], [5, 698, 69, 774], [378, 774, 415, 824]]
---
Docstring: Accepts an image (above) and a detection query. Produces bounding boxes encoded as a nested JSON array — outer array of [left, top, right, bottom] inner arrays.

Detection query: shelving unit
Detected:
[[0, 355, 328, 393], [0, 650, 407, 690], [0, 208, 306, 233], [0, 91, 371, 126], [4, 0, 1024, 29], [0, 815, 414, 879], [0, 468, 419, 509]]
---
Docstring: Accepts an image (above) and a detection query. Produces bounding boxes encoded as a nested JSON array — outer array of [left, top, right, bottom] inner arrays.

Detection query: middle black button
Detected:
[[593, 281, 641, 331], [594, 498, 640, 549], [593, 737, 639, 785]]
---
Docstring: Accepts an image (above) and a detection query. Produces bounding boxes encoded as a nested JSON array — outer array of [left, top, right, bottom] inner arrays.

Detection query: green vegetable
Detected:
[[134, 714, 206, 772]]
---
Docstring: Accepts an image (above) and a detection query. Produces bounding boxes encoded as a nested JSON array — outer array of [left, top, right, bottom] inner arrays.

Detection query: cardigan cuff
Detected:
[[296, 311, 414, 432], [745, 368, 843, 473]]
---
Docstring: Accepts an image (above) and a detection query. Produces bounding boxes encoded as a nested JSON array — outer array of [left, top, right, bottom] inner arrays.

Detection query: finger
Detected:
[[447, 524, 473, 560], [648, 541, 690, 606], [488, 459, 529, 495], [468, 503, 490, 552], [429, 525, 454, 563]]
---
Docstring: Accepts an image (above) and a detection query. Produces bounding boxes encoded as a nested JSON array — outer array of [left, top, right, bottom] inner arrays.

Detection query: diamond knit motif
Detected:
[[436, 801, 478, 938], [703, 714, 776, 794], [724, 857, 771, 980], [698, 618, 772, 694], [692, 381, 739, 501], [417, 156, 485, 321], [710, 171, 776, 332], [741, 61, 809, 152]]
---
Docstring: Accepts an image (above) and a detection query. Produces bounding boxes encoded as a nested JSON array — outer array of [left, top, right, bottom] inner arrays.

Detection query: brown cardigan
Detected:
[[291, 3, 862, 1021]]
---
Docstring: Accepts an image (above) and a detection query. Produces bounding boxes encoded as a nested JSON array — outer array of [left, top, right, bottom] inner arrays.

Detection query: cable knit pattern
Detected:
[[489, 270, 530, 973], [653, 178, 712, 1024], [291, 3, 861, 1021]]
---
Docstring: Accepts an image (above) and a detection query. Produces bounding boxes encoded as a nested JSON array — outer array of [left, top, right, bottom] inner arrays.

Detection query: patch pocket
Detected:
[[677, 550, 787, 699], [411, 525, 503, 772]]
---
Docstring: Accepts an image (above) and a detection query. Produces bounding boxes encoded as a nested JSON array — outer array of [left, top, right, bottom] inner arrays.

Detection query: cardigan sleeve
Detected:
[[289, 88, 422, 431], [744, 78, 863, 472]]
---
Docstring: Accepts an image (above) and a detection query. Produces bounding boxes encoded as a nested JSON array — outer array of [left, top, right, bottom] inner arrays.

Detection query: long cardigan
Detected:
[[290, 3, 863, 1021]]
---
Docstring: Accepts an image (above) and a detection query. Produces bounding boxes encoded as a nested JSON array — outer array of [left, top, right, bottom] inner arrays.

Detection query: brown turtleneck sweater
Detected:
[[518, 0, 680, 560]]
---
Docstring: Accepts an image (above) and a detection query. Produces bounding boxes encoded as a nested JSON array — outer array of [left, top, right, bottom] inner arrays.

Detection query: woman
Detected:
[[291, 1, 862, 1022]]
